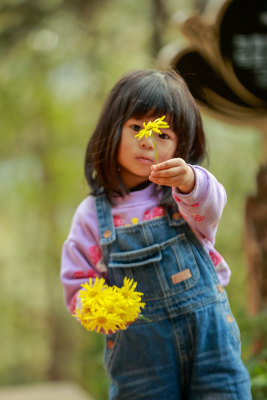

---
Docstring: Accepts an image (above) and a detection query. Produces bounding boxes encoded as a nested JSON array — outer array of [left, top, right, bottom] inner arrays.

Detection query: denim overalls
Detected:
[[95, 194, 251, 400]]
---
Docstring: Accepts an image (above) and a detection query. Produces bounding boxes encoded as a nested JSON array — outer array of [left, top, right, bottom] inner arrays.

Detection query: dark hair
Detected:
[[85, 69, 206, 205]]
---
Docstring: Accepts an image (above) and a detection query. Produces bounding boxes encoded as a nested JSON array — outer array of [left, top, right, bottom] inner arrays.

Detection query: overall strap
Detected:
[[166, 205, 183, 227], [95, 194, 116, 246]]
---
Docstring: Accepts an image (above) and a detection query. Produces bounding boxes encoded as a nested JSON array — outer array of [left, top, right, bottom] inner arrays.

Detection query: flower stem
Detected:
[[151, 133, 158, 164], [138, 315, 152, 322]]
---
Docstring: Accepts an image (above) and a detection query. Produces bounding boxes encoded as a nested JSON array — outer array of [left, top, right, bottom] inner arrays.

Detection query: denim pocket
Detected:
[[160, 233, 200, 293], [109, 243, 162, 268], [108, 233, 200, 298]]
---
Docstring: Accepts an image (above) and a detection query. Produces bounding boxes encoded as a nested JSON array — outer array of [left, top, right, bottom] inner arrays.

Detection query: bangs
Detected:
[[124, 72, 177, 128]]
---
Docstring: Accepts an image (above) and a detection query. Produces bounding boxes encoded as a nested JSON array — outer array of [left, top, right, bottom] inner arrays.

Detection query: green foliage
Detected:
[[0, 1, 265, 399], [238, 309, 267, 399]]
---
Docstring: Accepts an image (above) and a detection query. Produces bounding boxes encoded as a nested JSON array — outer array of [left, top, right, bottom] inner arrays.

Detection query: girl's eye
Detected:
[[131, 124, 141, 132], [159, 133, 169, 140]]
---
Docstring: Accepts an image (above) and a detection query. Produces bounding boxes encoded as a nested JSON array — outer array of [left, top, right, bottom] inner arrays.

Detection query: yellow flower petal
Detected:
[[134, 115, 170, 141]]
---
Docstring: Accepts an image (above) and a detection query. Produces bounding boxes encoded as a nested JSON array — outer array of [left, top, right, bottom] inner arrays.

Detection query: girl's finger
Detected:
[[151, 158, 183, 171], [150, 167, 184, 178], [149, 175, 181, 186]]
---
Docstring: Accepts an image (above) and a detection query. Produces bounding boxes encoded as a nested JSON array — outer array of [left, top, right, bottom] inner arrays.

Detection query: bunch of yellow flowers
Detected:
[[73, 277, 145, 334]]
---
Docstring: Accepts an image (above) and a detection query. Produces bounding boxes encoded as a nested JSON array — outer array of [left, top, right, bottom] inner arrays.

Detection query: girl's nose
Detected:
[[139, 136, 153, 149]]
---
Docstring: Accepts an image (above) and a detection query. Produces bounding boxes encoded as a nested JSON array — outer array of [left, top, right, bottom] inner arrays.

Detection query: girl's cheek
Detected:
[[160, 147, 176, 162]]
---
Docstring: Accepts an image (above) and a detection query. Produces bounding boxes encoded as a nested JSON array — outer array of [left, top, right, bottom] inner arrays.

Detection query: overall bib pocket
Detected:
[[108, 233, 200, 299]]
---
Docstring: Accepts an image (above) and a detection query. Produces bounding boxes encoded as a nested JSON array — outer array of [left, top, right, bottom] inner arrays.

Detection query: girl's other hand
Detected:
[[149, 158, 195, 194], [98, 328, 118, 335]]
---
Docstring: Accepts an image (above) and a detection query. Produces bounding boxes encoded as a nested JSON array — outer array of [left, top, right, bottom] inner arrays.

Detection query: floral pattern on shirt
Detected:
[[143, 206, 166, 221], [113, 215, 126, 227], [152, 206, 165, 218], [193, 214, 205, 222], [209, 250, 222, 267], [69, 292, 78, 314], [89, 245, 102, 266]]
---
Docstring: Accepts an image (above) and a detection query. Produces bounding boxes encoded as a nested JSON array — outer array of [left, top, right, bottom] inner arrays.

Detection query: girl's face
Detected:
[[117, 116, 178, 189]]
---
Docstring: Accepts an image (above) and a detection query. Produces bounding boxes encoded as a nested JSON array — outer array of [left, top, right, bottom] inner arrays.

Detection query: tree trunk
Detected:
[[245, 163, 267, 315], [151, 0, 168, 56]]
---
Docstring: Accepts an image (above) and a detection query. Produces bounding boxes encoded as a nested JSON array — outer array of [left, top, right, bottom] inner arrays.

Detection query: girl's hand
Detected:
[[149, 158, 195, 194], [97, 328, 119, 335]]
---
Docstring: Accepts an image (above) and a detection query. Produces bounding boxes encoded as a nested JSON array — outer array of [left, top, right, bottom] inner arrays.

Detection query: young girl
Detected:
[[61, 69, 251, 399]]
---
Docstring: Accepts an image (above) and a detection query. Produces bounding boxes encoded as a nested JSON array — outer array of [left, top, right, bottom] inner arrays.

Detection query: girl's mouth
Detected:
[[136, 156, 153, 165]]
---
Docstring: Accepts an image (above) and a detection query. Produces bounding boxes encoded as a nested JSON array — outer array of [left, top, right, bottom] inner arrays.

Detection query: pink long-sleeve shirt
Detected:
[[61, 166, 231, 312]]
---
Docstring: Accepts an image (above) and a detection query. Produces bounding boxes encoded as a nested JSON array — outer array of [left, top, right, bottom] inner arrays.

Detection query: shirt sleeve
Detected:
[[172, 165, 227, 245], [60, 197, 107, 312]]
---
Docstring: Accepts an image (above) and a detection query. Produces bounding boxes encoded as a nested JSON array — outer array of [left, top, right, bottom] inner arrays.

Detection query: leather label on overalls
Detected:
[[171, 269, 192, 284]]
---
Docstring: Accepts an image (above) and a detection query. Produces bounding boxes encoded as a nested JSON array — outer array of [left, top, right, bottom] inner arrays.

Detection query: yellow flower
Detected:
[[120, 277, 143, 304], [79, 277, 107, 304], [86, 308, 123, 334], [73, 307, 91, 331], [134, 115, 170, 141], [134, 115, 170, 164], [73, 276, 146, 333]]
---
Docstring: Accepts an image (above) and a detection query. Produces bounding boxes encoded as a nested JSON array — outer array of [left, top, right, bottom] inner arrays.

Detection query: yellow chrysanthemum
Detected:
[[134, 115, 170, 164], [73, 277, 146, 333], [120, 277, 143, 303], [79, 277, 107, 304], [86, 308, 123, 334], [73, 307, 92, 331], [134, 115, 170, 141]]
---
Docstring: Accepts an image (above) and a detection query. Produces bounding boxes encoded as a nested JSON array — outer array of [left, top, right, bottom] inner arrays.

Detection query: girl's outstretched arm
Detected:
[[150, 158, 227, 246]]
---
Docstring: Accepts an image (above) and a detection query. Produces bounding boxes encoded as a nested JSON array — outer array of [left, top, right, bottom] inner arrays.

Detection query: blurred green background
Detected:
[[0, 0, 266, 399]]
